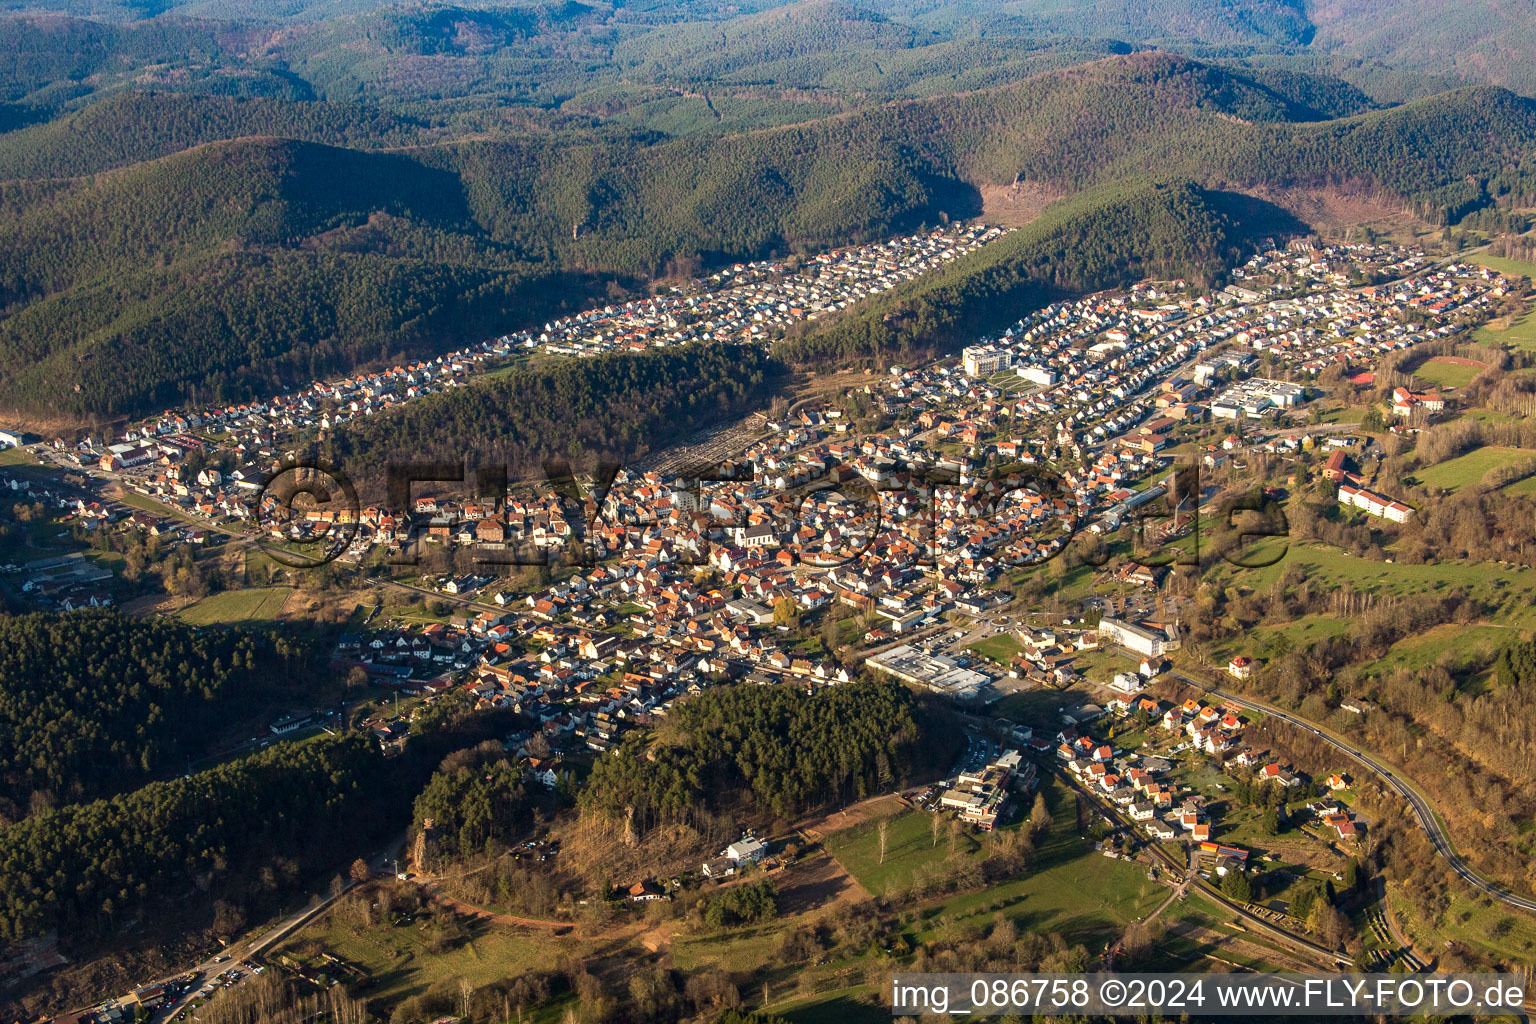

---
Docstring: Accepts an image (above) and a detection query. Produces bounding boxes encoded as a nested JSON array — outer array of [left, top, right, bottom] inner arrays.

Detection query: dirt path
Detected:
[[1164, 919, 1323, 973], [794, 792, 906, 840], [418, 882, 577, 935]]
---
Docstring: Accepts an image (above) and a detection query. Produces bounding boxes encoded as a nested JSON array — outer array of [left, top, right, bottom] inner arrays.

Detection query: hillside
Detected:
[[0, 136, 620, 414], [0, 93, 434, 180], [321, 342, 785, 489], [1304, 0, 1536, 99], [8, 0, 1536, 117], [0, 53, 1533, 416], [775, 179, 1289, 365]]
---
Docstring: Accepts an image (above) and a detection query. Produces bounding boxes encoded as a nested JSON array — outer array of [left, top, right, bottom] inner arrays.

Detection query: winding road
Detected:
[[1179, 671, 1536, 914]]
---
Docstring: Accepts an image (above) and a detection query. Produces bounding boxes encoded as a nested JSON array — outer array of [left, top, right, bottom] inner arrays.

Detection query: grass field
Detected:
[[1218, 541, 1536, 627], [823, 809, 983, 897], [1350, 622, 1515, 687], [292, 909, 569, 1008], [0, 449, 69, 483], [910, 785, 1165, 948], [824, 780, 1165, 951], [1469, 251, 1536, 281], [1474, 311, 1536, 353], [1210, 614, 1351, 665], [776, 987, 883, 1024], [1410, 356, 1484, 390], [1389, 879, 1536, 964], [1468, 260, 1536, 351], [990, 686, 1081, 728], [0, 446, 42, 468], [965, 633, 1022, 665], [177, 586, 292, 625], [1413, 445, 1534, 492]]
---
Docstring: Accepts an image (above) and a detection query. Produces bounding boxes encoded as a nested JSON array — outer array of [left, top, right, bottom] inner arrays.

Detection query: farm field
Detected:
[[177, 586, 293, 625], [1413, 445, 1534, 492]]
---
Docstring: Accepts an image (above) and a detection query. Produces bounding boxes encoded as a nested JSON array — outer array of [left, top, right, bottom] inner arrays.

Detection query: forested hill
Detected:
[[0, 137, 472, 311], [0, 610, 269, 823], [322, 343, 785, 490], [578, 678, 959, 830], [775, 179, 1280, 366], [1, 52, 1535, 417], [0, 51, 1387, 182], [0, 731, 387, 943], [0, 93, 436, 181]]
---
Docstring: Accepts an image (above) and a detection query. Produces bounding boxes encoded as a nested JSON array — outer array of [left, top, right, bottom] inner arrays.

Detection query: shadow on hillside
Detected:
[[1209, 189, 1313, 243]]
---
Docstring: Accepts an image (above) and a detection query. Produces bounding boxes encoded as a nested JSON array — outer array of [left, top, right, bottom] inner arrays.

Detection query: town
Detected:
[[2, 233, 1530, 1024], [0, 239, 1518, 704]]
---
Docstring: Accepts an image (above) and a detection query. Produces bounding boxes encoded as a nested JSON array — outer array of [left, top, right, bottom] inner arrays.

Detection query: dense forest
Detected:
[[0, 731, 387, 943], [0, 48, 1534, 415], [579, 678, 958, 830], [412, 744, 534, 862], [323, 343, 784, 488], [776, 178, 1280, 365], [0, 610, 268, 824]]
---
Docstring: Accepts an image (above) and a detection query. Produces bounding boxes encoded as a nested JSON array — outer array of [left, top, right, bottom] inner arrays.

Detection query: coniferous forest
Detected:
[[0, 732, 387, 942], [323, 342, 785, 486], [0, 610, 267, 821], [579, 679, 960, 831]]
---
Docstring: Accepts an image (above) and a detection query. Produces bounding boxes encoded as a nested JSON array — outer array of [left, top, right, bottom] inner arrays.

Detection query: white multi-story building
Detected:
[[962, 345, 1013, 377], [1338, 484, 1414, 523]]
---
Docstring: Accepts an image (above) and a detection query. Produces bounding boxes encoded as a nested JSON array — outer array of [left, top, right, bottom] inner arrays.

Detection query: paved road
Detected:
[[146, 832, 407, 1023], [1178, 670, 1536, 914]]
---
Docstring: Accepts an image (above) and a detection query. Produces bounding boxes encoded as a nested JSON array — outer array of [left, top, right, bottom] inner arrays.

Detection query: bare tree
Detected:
[[878, 818, 890, 864]]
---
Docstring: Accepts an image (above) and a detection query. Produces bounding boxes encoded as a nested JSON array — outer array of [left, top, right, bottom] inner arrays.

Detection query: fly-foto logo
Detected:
[[251, 457, 362, 569], [374, 456, 1087, 571], [256, 451, 1289, 574]]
